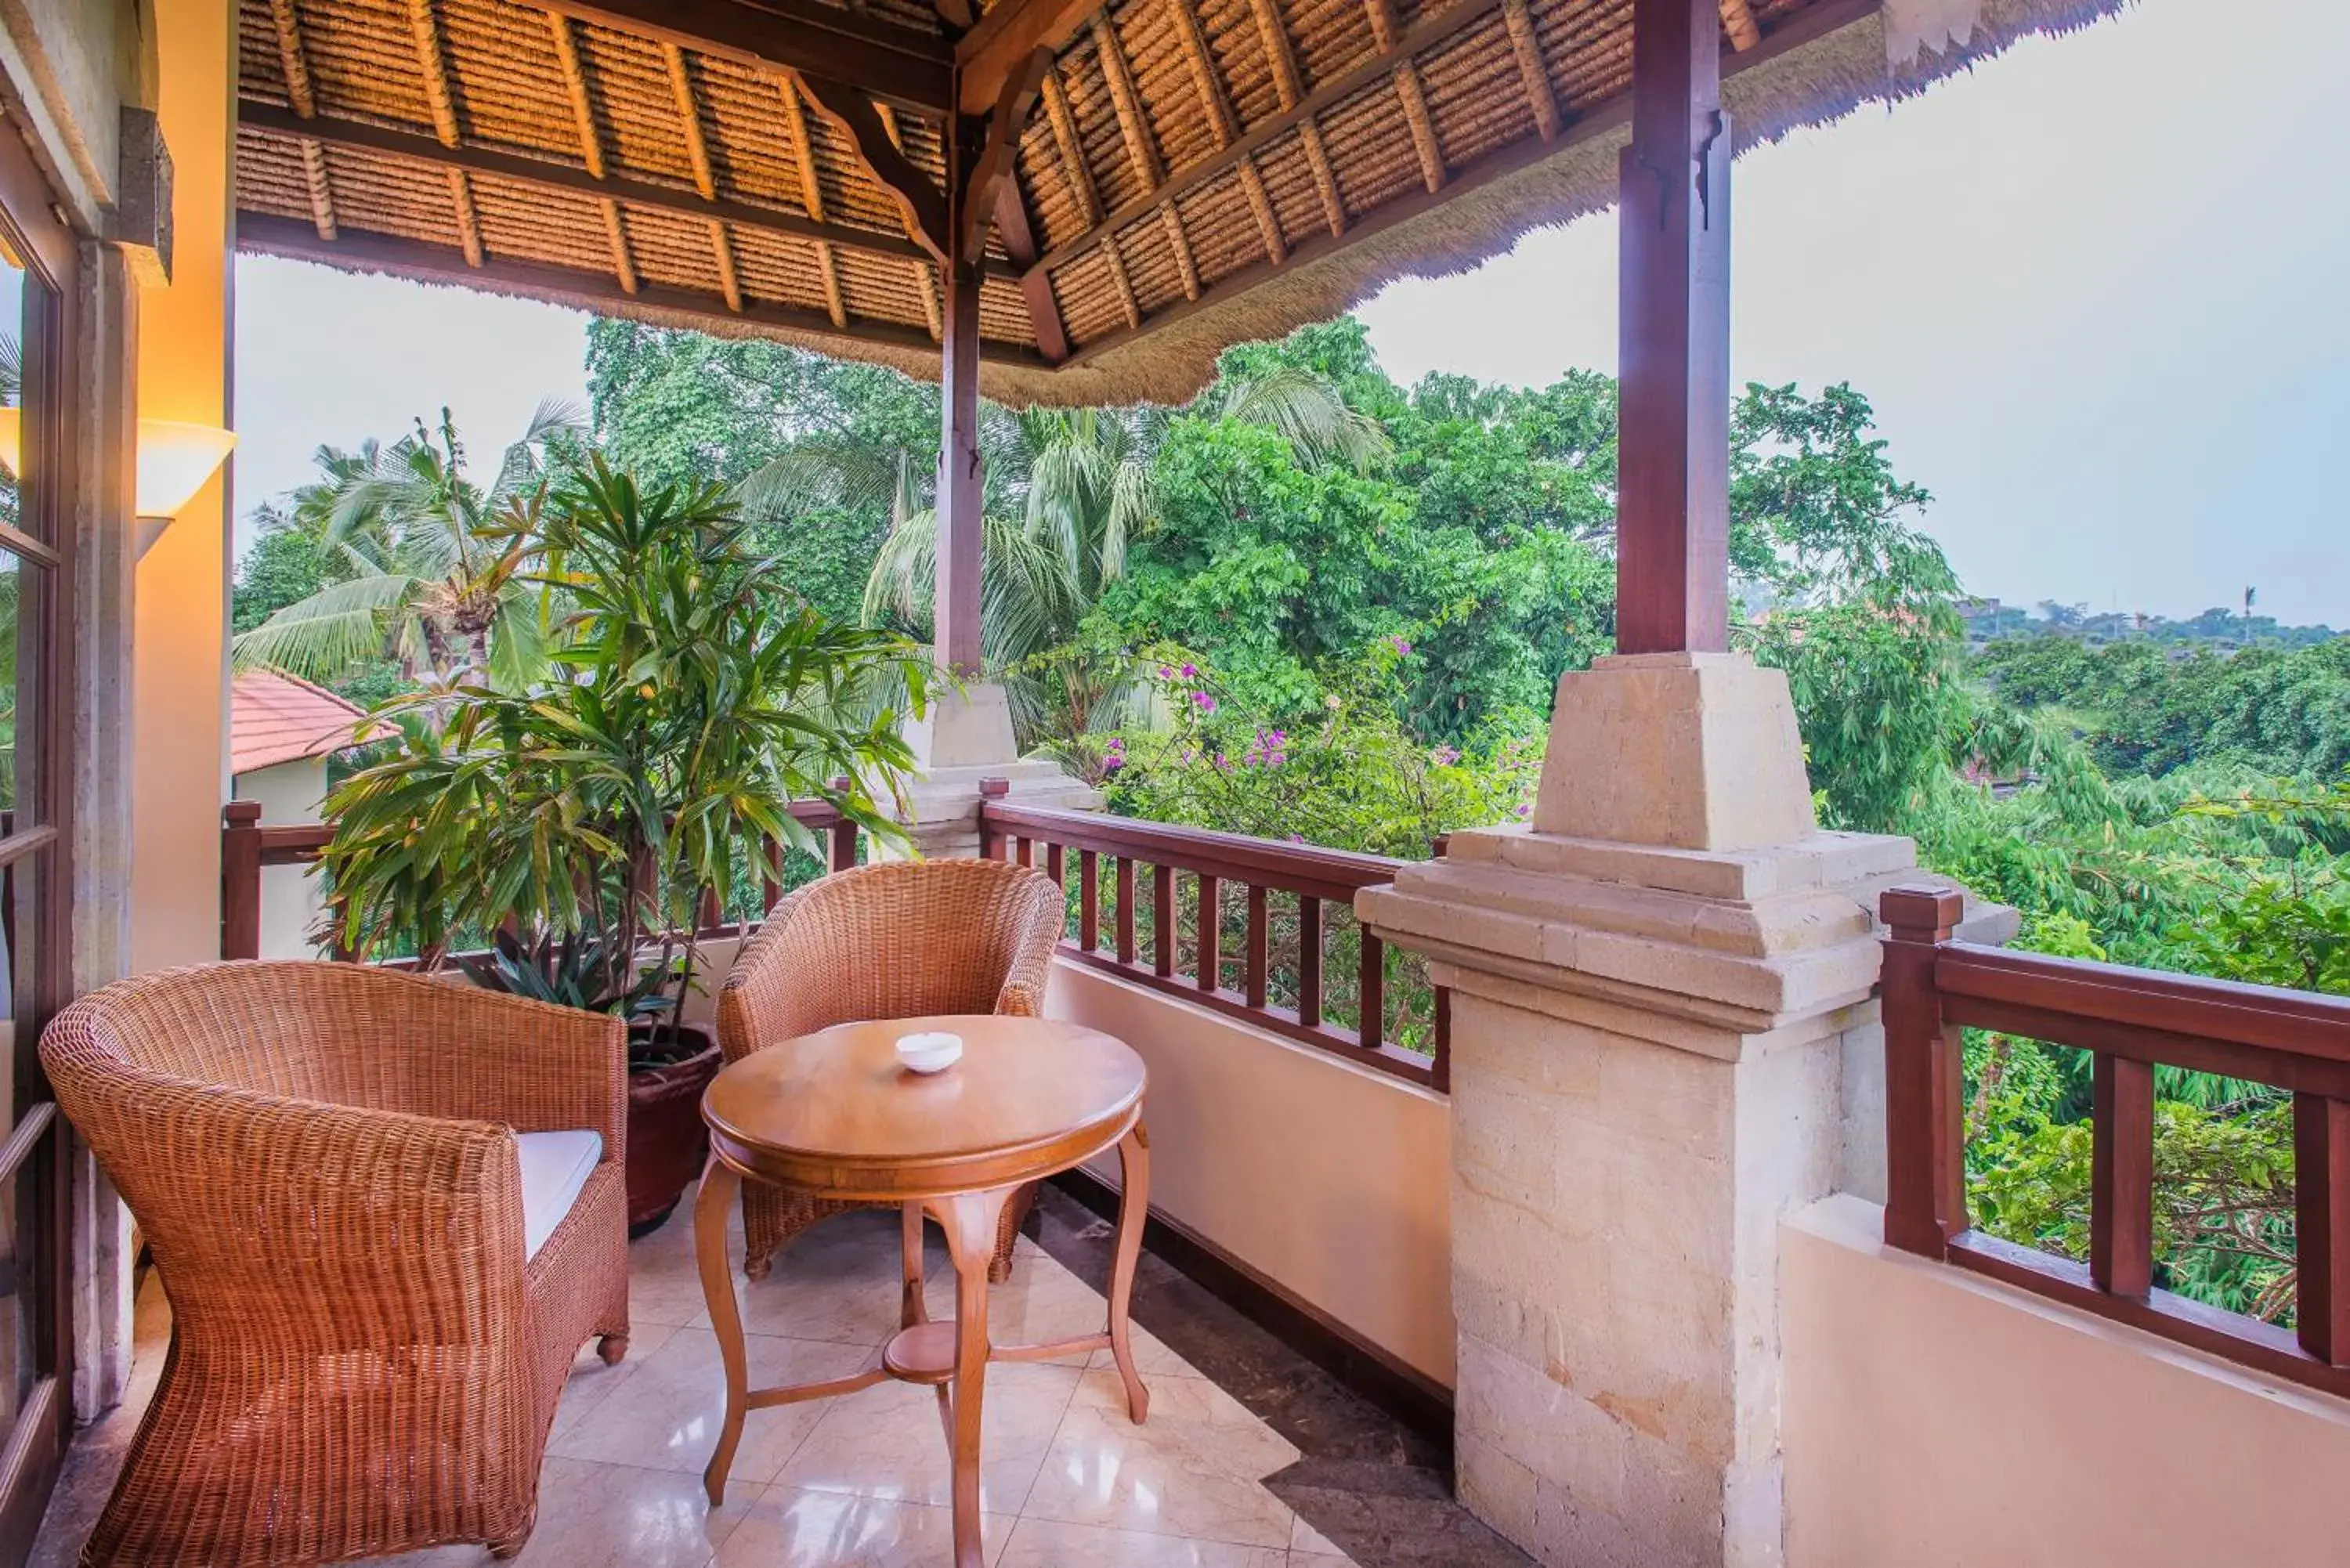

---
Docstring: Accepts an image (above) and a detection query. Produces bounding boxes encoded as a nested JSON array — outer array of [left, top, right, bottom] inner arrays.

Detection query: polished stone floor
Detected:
[[34, 1185, 1524, 1567]]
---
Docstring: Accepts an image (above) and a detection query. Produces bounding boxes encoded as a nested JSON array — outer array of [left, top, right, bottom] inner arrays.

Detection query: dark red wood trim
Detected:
[[1055, 945, 1439, 1088], [2089, 1054, 2153, 1298], [2296, 1094, 2350, 1366], [1936, 941, 2350, 1059], [1196, 873, 1220, 992], [1297, 894, 1324, 1031], [981, 800, 1408, 900], [1879, 885, 1965, 1256]]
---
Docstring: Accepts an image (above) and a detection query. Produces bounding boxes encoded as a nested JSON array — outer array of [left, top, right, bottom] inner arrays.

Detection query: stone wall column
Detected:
[[890, 681, 1099, 861], [1361, 652, 2006, 1566]]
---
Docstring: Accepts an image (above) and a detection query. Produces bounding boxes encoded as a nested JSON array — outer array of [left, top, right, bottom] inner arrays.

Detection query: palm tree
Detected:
[[741, 367, 1386, 750], [233, 403, 583, 692]]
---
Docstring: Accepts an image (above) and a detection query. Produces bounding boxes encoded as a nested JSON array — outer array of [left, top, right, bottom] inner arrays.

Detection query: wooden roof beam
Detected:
[[794, 72, 952, 262], [1034, 0, 1513, 274], [237, 103, 1017, 278], [533, 0, 953, 116], [956, 0, 1111, 117], [870, 100, 944, 339], [265, 0, 342, 241], [1362, 0, 1444, 194], [1501, 0, 1560, 141], [1167, 0, 1285, 266], [239, 212, 1054, 365], [1246, 0, 1343, 237], [774, 74, 850, 327], [1057, 0, 1853, 367], [405, 0, 485, 265], [1720, 0, 1763, 50], [1090, 14, 1200, 301]]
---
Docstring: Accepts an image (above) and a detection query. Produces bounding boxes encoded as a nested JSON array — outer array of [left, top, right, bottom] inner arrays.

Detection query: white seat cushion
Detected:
[[515, 1129, 603, 1261]]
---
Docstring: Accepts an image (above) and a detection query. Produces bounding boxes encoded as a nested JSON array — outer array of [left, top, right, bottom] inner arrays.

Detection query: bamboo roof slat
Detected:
[[236, 0, 2131, 403]]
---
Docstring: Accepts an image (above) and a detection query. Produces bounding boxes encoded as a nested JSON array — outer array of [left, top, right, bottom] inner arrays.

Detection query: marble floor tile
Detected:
[[715, 1486, 1015, 1567], [1022, 1399, 1301, 1548], [772, 1360, 1082, 1514], [548, 1326, 873, 1484], [377, 1457, 758, 1567], [997, 1517, 1290, 1568]]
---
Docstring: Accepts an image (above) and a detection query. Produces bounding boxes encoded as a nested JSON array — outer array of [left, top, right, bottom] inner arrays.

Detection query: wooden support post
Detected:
[[222, 800, 264, 961], [1079, 849, 1100, 951], [2090, 1055, 2155, 1298], [1152, 865, 1175, 978], [1196, 873, 1220, 992], [1615, 0, 1732, 654], [2297, 1093, 2350, 1366], [937, 116, 987, 679], [1298, 894, 1324, 1029], [1878, 885, 1967, 1257], [1246, 884, 1269, 1009], [976, 776, 1010, 858]]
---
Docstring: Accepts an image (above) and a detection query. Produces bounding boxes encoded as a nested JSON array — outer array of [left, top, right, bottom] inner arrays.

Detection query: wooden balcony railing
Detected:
[[219, 796, 862, 963], [220, 792, 1451, 1093], [979, 786, 1451, 1093], [1880, 883, 2350, 1400]]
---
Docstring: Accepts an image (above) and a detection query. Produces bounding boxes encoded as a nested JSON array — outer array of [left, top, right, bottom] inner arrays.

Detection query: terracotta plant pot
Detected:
[[624, 1022, 721, 1239]]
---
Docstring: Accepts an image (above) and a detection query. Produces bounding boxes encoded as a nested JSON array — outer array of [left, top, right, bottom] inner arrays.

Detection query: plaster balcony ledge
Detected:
[[1360, 823, 2015, 1051]]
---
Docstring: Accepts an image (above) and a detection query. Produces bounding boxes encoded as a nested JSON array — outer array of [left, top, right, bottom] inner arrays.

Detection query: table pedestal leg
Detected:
[[1108, 1121, 1152, 1422], [696, 1158, 749, 1505], [931, 1187, 1012, 1568], [902, 1201, 928, 1328]]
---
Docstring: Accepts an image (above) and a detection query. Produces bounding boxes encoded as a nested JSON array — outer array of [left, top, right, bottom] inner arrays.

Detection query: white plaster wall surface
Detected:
[[1045, 958, 1455, 1386], [1783, 1192, 2350, 1568], [236, 757, 328, 959]]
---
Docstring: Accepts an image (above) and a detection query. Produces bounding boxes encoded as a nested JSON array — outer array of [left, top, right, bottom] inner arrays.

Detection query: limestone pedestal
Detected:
[[1358, 653, 2008, 1567], [893, 682, 1099, 860]]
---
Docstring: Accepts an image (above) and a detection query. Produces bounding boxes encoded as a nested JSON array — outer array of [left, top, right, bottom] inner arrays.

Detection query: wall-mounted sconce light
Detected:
[[0, 412, 237, 556]]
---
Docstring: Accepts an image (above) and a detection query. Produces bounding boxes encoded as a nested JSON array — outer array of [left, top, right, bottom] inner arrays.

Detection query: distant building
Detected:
[[229, 671, 392, 958]]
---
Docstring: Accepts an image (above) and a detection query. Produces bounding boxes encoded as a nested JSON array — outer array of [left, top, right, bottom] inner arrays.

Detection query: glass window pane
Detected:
[[0, 253, 21, 542]]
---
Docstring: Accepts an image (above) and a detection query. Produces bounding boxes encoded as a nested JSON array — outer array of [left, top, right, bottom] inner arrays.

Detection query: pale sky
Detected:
[[232, 0, 2349, 626]]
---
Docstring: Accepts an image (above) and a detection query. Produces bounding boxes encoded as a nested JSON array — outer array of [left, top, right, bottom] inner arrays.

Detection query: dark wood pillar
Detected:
[[1614, 0, 1731, 655], [936, 118, 986, 678]]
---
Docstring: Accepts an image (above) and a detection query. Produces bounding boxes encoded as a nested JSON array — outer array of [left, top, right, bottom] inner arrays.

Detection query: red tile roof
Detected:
[[230, 670, 394, 775]]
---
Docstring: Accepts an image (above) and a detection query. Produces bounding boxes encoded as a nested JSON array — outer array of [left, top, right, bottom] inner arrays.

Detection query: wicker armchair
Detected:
[[40, 961, 631, 1566], [718, 858, 1065, 1282]]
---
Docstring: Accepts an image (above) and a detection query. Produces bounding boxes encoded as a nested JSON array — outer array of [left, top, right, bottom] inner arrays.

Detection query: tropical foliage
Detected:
[[233, 404, 581, 692], [319, 458, 928, 1018]]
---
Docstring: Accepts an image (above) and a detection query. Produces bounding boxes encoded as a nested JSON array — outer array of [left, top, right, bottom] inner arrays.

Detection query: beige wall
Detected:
[[1783, 1192, 2350, 1568], [1045, 960, 1455, 1386], [128, 0, 232, 974]]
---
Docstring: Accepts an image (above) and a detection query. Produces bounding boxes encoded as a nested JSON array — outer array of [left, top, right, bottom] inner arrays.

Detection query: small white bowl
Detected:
[[895, 1031, 964, 1075]]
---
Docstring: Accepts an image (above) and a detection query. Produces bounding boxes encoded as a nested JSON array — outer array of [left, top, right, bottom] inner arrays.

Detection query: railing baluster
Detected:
[[1358, 928, 1385, 1051], [978, 777, 1009, 859], [2090, 1055, 2154, 1298], [1046, 840, 1065, 888], [2298, 1093, 2350, 1366], [698, 884, 724, 933], [1116, 858, 1137, 964], [1016, 835, 1034, 869], [1298, 894, 1323, 1029], [763, 835, 784, 911], [1878, 885, 1968, 1259], [1197, 873, 1220, 992], [1431, 985, 1452, 1093], [1152, 865, 1175, 978], [1079, 850, 1100, 952], [829, 779, 859, 872], [222, 801, 263, 961], [1246, 883, 1268, 1009]]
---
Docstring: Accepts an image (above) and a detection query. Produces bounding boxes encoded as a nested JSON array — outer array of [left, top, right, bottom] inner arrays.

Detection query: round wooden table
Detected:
[[695, 1013, 1152, 1568]]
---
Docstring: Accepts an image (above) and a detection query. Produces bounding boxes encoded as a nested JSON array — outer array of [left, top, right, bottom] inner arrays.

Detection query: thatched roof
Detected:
[[235, 0, 2127, 405]]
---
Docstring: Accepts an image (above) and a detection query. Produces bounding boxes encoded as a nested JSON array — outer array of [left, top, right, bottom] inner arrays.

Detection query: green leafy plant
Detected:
[[320, 454, 931, 1030]]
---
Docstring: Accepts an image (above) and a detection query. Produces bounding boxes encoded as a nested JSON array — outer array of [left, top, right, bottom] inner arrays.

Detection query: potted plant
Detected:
[[319, 456, 930, 1233]]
